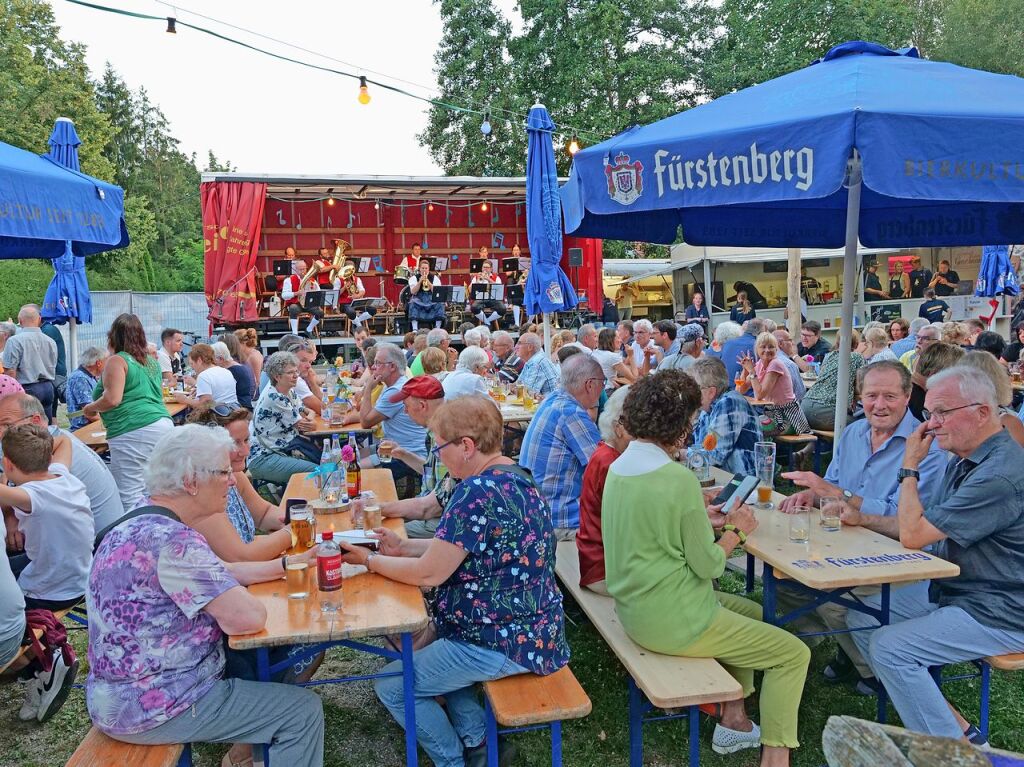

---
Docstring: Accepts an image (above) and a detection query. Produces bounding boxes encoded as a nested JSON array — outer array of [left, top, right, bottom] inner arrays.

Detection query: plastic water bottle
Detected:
[[318, 438, 332, 491], [317, 531, 343, 616], [321, 387, 332, 424], [331, 435, 342, 469]]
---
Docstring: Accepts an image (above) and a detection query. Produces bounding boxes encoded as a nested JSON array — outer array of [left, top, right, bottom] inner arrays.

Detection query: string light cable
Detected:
[[63, 0, 606, 144]]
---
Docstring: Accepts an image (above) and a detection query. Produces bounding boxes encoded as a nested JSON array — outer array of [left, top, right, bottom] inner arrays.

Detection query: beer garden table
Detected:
[[71, 401, 188, 452], [710, 466, 960, 720], [228, 468, 429, 767]]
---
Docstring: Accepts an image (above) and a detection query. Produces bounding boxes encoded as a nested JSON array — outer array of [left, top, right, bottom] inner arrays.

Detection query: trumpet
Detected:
[[419, 274, 433, 293]]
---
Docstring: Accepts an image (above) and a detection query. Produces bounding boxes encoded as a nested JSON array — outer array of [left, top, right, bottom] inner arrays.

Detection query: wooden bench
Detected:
[[482, 666, 591, 767], [554, 542, 743, 767], [929, 652, 1024, 741], [65, 727, 190, 767], [773, 433, 818, 473]]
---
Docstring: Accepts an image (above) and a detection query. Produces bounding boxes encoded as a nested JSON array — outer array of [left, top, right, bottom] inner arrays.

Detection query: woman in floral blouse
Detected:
[[340, 396, 569, 767], [247, 351, 318, 487]]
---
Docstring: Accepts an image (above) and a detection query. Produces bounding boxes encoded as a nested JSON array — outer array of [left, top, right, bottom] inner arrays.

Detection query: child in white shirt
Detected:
[[1, 423, 94, 610]]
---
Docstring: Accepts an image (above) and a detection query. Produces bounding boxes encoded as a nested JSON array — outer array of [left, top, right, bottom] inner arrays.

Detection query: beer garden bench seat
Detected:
[[553, 542, 743, 767], [772, 433, 821, 473], [482, 666, 591, 767], [65, 728, 190, 767], [931, 652, 1024, 742]]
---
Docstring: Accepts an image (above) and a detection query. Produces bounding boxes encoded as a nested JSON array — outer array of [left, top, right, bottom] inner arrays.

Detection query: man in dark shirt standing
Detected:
[[918, 289, 950, 322], [730, 280, 768, 309], [863, 262, 887, 300], [908, 255, 932, 298], [929, 259, 961, 297], [848, 367, 1024, 743]]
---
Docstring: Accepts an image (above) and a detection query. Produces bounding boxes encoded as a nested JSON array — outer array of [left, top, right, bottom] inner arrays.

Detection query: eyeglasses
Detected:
[[431, 436, 469, 457], [211, 403, 235, 417], [921, 403, 982, 424]]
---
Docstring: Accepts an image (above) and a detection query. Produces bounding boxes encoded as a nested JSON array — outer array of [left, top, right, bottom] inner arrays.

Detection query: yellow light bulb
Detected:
[[480, 202, 488, 212], [326, 196, 335, 206], [568, 136, 581, 155], [358, 76, 371, 105]]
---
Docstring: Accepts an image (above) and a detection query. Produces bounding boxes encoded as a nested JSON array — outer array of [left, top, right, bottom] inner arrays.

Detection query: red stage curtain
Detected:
[[202, 181, 267, 323], [562, 236, 604, 311]]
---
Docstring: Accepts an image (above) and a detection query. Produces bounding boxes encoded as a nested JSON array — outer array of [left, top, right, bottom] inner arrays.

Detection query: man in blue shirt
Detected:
[[515, 332, 559, 396], [690, 357, 760, 476], [721, 318, 763, 390], [519, 355, 601, 538], [64, 346, 107, 431], [778, 360, 946, 692]]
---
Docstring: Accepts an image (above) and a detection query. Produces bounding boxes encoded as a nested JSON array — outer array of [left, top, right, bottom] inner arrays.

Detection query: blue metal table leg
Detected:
[[980, 661, 991, 740], [177, 743, 192, 767], [551, 720, 563, 767], [485, 698, 500, 767], [745, 552, 755, 594], [256, 648, 271, 766], [762, 564, 777, 624], [627, 677, 644, 767], [401, 632, 418, 767], [876, 584, 890, 724], [688, 706, 700, 767]]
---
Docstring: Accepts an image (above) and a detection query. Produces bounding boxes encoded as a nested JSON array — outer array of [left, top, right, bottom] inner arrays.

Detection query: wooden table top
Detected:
[[227, 469, 429, 650], [744, 396, 774, 408], [499, 401, 535, 423], [72, 402, 188, 450], [710, 467, 960, 590], [305, 413, 374, 437]]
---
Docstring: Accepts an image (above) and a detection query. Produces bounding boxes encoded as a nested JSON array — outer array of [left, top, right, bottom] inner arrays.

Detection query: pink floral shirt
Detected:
[[85, 513, 239, 735]]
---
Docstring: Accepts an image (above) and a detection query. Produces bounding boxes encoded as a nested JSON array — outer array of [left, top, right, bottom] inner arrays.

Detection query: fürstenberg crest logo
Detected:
[[652, 143, 815, 196], [604, 152, 644, 205]]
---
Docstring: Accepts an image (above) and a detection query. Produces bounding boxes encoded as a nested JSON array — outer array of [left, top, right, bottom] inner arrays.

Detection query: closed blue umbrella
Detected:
[[524, 103, 578, 332], [41, 118, 94, 367], [561, 40, 1024, 433], [976, 245, 1019, 297]]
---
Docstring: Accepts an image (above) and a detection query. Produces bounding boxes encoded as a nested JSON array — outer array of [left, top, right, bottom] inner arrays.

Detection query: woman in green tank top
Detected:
[[83, 314, 174, 509]]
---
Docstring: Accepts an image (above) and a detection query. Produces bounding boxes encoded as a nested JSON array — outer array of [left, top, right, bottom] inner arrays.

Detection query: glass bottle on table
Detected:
[[317, 531, 343, 615], [318, 438, 332, 492], [346, 434, 361, 497], [321, 387, 332, 424]]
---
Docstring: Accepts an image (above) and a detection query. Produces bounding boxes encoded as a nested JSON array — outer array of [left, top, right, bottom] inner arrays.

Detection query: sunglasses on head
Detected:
[[211, 403, 234, 417]]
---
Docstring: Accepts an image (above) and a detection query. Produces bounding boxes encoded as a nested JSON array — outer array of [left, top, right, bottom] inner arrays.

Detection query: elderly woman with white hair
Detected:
[[249, 351, 319, 487], [707, 320, 743, 359], [214, 336, 255, 410], [577, 386, 633, 596], [85, 424, 324, 766], [171, 343, 239, 409], [441, 345, 492, 401]]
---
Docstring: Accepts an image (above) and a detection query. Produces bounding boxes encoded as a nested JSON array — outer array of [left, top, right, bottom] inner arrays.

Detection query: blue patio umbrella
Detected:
[[976, 245, 1019, 298], [40, 118, 97, 367], [524, 103, 578, 338], [561, 40, 1024, 433]]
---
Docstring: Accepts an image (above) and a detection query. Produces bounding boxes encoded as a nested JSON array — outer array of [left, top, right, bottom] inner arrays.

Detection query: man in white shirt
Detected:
[[564, 324, 598, 355], [442, 346, 493, 401], [280, 249, 323, 336], [470, 254, 507, 328], [157, 327, 184, 386]]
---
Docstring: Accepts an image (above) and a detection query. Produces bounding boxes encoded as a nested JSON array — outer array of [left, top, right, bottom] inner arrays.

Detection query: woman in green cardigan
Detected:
[[602, 371, 809, 767]]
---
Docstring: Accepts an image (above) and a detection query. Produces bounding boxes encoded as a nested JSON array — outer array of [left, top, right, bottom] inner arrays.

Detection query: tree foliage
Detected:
[[932, 0, 1024, 77]]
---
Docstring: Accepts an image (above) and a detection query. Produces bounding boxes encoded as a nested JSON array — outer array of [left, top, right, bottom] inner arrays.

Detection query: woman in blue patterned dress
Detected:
[[187, 402, 292, 561], [339, 396, 569, 767]]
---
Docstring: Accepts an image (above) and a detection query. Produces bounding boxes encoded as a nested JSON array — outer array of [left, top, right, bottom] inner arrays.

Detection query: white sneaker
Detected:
[[18, 679, 42, 722], [36, 654, 79, 723], [712, 721, 762, 754]]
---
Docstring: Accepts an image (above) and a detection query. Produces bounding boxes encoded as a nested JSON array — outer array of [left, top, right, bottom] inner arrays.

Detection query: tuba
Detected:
[[297, 259, 321, 291], [338, 262, 358, 294], [327, 239, 350, 283]]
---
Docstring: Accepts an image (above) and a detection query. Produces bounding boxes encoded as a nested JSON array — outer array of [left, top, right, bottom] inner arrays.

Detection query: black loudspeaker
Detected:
[[567, 247, 583, 267]]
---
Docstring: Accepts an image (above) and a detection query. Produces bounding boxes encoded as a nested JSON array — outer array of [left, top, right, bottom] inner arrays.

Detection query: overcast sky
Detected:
[[50, 0, 520, 177]]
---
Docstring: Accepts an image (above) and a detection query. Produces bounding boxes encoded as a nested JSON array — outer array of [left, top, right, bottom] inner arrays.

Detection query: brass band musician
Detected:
[[281, 248, 323, 336], [505, 243, 530, 327], [408, 257, 445, 330], [470, 247, 508, 329], [316, 246, 378, 331]]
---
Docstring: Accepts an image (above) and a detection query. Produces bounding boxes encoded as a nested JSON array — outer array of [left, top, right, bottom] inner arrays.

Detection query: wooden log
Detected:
[[823, 716, 995, 767]]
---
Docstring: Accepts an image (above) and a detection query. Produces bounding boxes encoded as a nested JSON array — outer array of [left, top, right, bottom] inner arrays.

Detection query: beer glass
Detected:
[[754, 441, 776, 510], [363, 490, 383, 531], [286, 561, 309, 599], [819, 496, 842, 532], [789, 506, 811, 543], [291, 506, 315, 549], [377, 439, 395, 464]]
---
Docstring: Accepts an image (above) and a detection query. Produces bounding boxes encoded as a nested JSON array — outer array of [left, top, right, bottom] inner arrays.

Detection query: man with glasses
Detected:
[[348, 343, 426, 498], [778, 361, 946, 695], [0, 392, 123, 536], [519, 355, 602, 540], [899, 324, 941, 370], [689, 357, 759, 475], [847, 366, 1024, 745], [515, 332, 559, 396]]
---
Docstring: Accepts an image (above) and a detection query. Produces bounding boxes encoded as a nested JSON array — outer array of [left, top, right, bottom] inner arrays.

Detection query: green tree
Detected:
[[86, 195, 158, 291], [932, 0, 1024, 77], [699, 0, 922, 99]]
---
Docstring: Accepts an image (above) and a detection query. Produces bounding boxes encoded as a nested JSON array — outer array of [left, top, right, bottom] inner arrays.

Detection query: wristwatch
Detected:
[[897, 468, 921, 483], [842, 489, 854, 502]]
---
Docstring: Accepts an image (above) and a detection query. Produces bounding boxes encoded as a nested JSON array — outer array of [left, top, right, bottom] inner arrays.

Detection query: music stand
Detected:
[[421, 257, 439, 273], [501, 258, 520, 273], [471, 284, 505, 301], [506, 284, 524, 304], [322, 290, 340, 310], [273, 259, 292, 277], [352, 297, 388, 312], [432, 285, 464, 304], [302, 291, 326, 311]]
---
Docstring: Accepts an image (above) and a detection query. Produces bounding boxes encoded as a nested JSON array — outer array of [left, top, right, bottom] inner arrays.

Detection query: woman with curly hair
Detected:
[[83, 313, 173, 509], [234, 327, 263, 383], [602, 371, 809, 766]]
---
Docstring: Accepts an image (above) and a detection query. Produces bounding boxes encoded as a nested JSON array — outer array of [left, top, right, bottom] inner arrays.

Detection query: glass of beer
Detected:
[[377, 439, 395, 464], [819, 496, 842, 532], [363, 492, 383, 532], [754, 441, 776, 509], [286, 561, 309, 599], [515, 383, 525, 403], [788, 506, 811, 543], [291, 506, 315, 549]]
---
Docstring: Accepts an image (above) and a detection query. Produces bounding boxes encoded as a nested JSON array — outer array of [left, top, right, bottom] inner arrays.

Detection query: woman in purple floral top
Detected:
[[340, 396, 569, 767], [86, 425, 324, 767]]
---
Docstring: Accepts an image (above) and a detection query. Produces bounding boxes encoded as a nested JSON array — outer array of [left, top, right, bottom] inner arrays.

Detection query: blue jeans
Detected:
[[374, 639, 527, 767], [847, 581, 1024, 738], [248, 451, 317, 487]]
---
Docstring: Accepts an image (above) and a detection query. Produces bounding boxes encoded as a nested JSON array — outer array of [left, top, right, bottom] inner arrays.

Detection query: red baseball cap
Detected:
[[388, 375, 444, 403]]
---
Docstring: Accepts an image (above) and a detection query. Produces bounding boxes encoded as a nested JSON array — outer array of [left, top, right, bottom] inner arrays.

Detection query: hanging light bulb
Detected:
[[480, 202, 488, 213], [427, 202, 435, 212], [374, 200, 380, 210], [480, 112, 492, 136], [568, 135, 581, 156], [326, 195, 335, 207], [358, 76, 371, 105], [166, 16, 177, 33]]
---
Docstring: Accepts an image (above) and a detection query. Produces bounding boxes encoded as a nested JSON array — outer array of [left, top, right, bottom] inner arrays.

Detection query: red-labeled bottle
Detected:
[[317, 531, 343, 616]]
